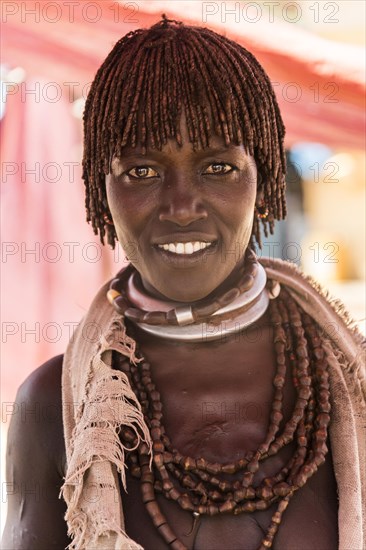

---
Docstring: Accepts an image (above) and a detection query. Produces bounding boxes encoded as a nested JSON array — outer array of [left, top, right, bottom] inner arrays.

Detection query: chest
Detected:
[[123, 463, 338, 549], [118, 320, 339, 549]]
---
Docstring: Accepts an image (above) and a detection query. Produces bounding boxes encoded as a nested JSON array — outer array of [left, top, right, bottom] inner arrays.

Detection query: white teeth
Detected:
[[157, 241, 213, 255]]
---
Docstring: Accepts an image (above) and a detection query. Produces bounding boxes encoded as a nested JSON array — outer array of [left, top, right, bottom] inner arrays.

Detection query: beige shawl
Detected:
[[61, 258, 366, 549]]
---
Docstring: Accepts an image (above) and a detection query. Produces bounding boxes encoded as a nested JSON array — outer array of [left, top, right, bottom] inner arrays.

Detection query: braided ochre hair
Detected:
[[82, 16, 287, 248]]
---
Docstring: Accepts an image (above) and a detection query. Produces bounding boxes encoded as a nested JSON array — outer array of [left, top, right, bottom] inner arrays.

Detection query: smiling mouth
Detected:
[[156, 241, 215, 255]]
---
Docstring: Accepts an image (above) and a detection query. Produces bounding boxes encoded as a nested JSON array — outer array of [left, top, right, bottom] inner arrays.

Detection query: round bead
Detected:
[[206, 462, 221, 475], [219, 500, 235, 513], [268, 280, 281, 299], [178, 496, 194, 511], [221, 463, 236, 474], [273, 482, 290, 496], [107, 288, 121, 304]]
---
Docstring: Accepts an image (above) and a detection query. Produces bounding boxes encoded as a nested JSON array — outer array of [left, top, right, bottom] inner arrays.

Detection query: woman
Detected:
[[3, 16, 365, 550]]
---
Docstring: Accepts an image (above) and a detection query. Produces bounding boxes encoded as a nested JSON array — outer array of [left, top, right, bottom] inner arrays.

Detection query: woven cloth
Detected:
[[61, 258, 366, 549]]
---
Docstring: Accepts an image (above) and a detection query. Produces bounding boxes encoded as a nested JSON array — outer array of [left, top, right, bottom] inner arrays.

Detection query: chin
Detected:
[[166, 288, 213, 304]]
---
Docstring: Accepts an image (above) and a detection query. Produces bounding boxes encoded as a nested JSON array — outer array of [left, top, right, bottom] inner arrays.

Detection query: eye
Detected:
[[126, 166, 159, 179], [203, 163, 235, 175]]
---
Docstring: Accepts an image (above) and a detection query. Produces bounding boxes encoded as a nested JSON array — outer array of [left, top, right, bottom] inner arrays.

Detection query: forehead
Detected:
[[117, 137, 246, 158]]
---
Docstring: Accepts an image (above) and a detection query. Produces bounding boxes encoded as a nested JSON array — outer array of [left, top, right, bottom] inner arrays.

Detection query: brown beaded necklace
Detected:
[[107, 248, 258, 326], [115, 289, 331, 550]]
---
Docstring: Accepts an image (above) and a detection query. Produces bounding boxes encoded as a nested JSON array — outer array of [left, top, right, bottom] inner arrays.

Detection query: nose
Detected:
[[158, 175, 208, 226]]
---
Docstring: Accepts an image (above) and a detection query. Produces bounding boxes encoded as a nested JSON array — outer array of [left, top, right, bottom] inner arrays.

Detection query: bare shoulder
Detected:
[[11, 355, 66, 472], [19, 353, 63, 397], [1, 355, 70, 550]]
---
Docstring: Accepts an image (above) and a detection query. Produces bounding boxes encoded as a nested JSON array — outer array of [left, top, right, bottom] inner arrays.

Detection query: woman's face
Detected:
[[106, 116, 258, 302]]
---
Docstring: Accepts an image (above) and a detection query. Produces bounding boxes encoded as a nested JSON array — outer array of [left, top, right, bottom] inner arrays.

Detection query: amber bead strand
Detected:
[[231, 296, 289, 497], [231, 293, 314, 516], [120, 361, 189, 548], [131, 295, 288, 504], [139, 445, 188, 550], [130, 356, 245, 513], [266, 295, 328, 468], [285, 298, 331, 485], [126, 296, 296, 514], [258, 297, 331, 549], [277, 298, 314, 484], [126, 295, 292, 489], [107, 248, 258, 326], [257, 294, 312, 548], [264, 297, 312, 460], [117, 292, 331, 550]]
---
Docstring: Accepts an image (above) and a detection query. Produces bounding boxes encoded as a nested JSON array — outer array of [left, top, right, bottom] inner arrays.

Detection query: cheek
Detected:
[[106, 179, 133, 223], [105, 177, 118, 216], [106, 179, 156, 248], [225, 184, 256, 237], [106, 182, 132, 244], [240, 172, 257, 222], [231, 210, 255, 245]]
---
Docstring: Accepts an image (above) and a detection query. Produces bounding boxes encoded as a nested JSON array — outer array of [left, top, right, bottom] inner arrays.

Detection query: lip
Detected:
[[152, 240, 219, 268], [152, 232, 218, 246]]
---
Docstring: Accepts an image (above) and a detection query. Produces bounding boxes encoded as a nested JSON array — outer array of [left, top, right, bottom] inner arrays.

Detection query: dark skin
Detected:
[[106, 112, 258, 304], [2, 355, 69, 550], [2, 119, 339, 549]]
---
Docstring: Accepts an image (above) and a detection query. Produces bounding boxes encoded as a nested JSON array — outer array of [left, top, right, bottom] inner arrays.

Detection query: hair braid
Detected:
[[82, 18, 286, 247]]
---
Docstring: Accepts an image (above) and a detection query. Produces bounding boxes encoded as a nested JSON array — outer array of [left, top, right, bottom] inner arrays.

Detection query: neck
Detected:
[[139, 257, 246, 305], [107, 249, 272, 342], [124, 261, 270, 342]]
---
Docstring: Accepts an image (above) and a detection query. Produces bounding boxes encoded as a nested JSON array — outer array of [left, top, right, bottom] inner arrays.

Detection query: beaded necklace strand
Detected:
[[115, 289, 331, 549], [107, 249, 258, 327]]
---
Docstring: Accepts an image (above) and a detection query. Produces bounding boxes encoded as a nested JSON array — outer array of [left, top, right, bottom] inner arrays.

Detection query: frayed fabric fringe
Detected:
[[61, 314, 151, 549]]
